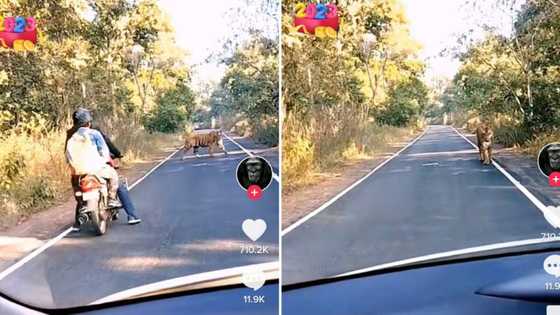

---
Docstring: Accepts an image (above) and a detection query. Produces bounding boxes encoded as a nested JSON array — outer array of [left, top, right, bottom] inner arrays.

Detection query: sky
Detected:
[[157, 0, 522, 89], [401, 0, 523, 83], [401, 0, 465, 81], [158, 0, 245, 90]]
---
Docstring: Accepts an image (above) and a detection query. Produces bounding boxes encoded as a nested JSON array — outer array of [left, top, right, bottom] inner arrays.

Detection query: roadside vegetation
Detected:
[[438, 0, 560, 157], [282, 0, 428, 191], [210, 35, 279, 145], [0, 0, 192, 228], [207, 0, 279, 146]]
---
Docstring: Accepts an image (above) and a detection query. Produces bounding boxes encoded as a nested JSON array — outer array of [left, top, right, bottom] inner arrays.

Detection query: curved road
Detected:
[[282, 125, 555, 285], [0, 135, 279, 308]]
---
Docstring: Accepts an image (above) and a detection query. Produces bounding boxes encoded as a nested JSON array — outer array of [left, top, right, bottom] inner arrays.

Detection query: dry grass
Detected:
[[451, 111, 542, 151], [282, 114, 315, 189], [0, 122, 181, 229], [282, 111, 418, 192], [0, 129, 68, 228], [523, 131, 560, 158], [110, 126, 182, 165], [218, 112, 278, 146]]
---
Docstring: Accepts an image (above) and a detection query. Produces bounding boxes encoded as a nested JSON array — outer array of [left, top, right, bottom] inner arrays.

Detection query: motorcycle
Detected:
[[73, 174, 123, 235]]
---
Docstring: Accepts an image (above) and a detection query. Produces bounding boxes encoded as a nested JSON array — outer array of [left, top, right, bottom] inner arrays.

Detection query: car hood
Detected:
[[91, 261, 278, 305]]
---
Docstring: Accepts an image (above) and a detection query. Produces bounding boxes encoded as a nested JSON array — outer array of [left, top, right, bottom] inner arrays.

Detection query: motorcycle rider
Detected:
[[66, 109, 141, 229], [66, 109, 120, 205], [67, 113, 124, 164]]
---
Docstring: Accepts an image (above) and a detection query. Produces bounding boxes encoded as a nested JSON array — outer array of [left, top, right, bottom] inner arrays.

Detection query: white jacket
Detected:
[[66, 128, 110, 175]]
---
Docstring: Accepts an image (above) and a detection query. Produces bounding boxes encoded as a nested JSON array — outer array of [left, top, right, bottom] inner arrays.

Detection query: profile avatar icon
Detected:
[[236, 156, 273, 191], [538, 143, 560, 177]]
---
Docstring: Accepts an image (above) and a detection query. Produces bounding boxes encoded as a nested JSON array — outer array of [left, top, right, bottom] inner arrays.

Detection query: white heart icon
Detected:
[[242, 270, 266, 291], [242, 219, 267, 242]]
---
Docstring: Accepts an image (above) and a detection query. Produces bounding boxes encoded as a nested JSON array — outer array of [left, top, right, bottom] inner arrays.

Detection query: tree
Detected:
[[144, 78, 194, 133], [211, 34, 279, 145], [377, 77, 429, 126], [446, 0, 560, 137], [0, 0, 194, 132]]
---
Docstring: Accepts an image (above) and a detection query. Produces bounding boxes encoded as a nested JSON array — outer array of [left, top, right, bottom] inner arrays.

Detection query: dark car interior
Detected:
[[0, 282, 279, 315], [283, 248, 560, 315]]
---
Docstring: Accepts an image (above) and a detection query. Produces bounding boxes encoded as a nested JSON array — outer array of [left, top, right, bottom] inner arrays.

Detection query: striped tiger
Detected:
[[183, 129, 227, 158]]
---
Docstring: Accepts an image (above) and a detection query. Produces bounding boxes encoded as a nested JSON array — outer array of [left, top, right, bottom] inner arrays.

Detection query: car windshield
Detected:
[[282, 125, 560, 285], [0, 0, 279, 310], [280, 0, 560, 287], [331, 238, 560, 280]]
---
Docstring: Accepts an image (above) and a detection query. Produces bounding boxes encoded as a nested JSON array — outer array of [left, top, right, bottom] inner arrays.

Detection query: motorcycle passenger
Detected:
[[66, 112, 124, 164], [66, 109, 142, 229]]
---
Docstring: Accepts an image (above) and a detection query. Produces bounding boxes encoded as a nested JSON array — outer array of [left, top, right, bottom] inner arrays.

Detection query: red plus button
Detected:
[[247, 185, 262, 201], [550, 172, 560, 187]]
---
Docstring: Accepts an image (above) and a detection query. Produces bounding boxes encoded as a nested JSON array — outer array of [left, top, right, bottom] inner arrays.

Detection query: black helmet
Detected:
[[72, 108, 92, 127]]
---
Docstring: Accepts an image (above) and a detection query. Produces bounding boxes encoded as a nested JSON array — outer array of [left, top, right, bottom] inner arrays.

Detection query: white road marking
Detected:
[[91, 261, 279, 305], [128, 149, 180, 190], [0, 147, 181, 282], [422, 162, 440, 167], [192, 163, 209, 167], [0, 133, 277, 281], [282, 129, 428, 236], [180, 148, 275, 160], [334, 238, 559, 278], [0, 228, 73, 282], [406, 149, 478, 157], [222, 133, 280, 183], [451, 126, 560, 228]]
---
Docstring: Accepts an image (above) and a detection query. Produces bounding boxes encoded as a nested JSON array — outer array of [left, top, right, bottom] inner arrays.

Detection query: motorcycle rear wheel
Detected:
[[87, 195, 108, 236]]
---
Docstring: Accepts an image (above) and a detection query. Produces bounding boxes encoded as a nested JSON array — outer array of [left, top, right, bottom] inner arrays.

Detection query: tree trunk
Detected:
[[363, 59, 376, 102]]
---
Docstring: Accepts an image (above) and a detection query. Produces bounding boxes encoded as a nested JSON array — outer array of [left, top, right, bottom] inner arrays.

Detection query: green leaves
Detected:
[[143, 79, 195, 133], [377, 77, 429, 127], [446, 0, 560, 140], [283, 0, 425, 126], [212, 35, 279, 145], [0, 0, 193, 130]]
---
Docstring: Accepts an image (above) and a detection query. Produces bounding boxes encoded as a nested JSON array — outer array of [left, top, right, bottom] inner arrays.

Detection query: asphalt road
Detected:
[[0, 136, 279, 308], [282, 125, 555, 285]]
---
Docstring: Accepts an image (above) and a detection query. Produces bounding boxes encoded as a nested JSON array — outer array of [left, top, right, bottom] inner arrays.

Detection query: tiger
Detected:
[[476, 124, 493, 165], [182, 129, 228, 159]]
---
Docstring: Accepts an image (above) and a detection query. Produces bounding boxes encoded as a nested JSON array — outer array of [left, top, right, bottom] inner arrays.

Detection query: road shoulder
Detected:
[[282, 130, 422, 230], [456, 127, 560, 207]]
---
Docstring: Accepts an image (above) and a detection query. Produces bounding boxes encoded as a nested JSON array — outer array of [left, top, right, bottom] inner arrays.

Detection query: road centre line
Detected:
[[180, 148, 276, 160], [405, 149, 478, 157], [0, 148, 181, 282], [451, 126, 560, 228], [281, 128, 428, 236]]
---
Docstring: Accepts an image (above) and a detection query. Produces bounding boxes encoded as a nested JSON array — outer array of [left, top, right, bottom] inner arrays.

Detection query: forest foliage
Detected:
[[210, 35, 279, 145], [282, 0, 429, 189], [0, 0, 193, 225], [0, 0, 194, 133], [209, 0, 279, 145], [442, 0, 560, 150]]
